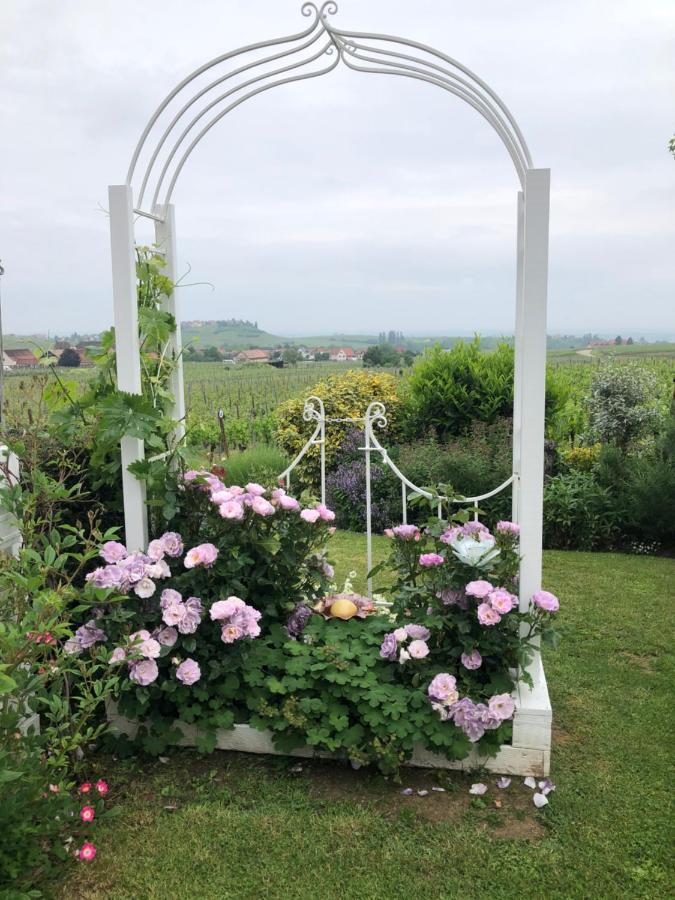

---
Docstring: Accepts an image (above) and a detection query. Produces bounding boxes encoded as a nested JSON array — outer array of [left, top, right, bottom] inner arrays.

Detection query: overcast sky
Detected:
[[1, 0, 674, 338]]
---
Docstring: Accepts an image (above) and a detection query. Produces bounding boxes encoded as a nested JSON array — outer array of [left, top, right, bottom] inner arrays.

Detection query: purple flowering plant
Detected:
[[84, 476, 338, 754]]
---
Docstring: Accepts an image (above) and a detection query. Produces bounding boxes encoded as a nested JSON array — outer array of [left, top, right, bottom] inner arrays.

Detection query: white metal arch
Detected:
[[108, 1, 550, 640], [126, 2, 533, 216]]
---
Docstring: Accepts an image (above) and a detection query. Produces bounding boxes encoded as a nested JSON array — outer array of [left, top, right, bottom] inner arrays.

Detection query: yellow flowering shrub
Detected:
[[560, 444, 602, 472], [275, 370, 404, 489]]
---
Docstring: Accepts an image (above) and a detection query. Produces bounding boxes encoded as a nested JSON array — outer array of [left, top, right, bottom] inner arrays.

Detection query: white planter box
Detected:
[[108, 654, 551, 776]]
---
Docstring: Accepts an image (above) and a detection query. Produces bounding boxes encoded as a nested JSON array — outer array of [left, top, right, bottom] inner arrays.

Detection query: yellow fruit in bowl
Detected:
[[329, 598, 358, 620]]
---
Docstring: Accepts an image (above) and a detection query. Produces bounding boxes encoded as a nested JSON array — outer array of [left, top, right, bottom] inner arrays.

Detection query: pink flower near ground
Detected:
[[78, 783, 92, 793], [300, 509, 320, 523], [496, 520, 520, 536], [246, 482, 266, 496], [477, 603, 502, 626], [95, 780, 109, 795], [488, 692, 515, 720], [77, 842, 97, 862], [80, 806, 95, 823], [532, 590, 560, 612], [419, 553, 444, 567], [175, 658, 201, 686], [465, 580, 494, 598]]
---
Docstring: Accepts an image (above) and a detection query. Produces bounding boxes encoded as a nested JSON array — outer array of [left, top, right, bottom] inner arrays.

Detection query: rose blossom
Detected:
[[496, 520, 520, 536], [109, 647, 126, 664], [465, 580, 494, 599], [176, 658, 201, 686], [392, 524, 421, 541], [532, 590, 560, 612], [379, 632, 398, 660], [160, 588, 182, 609], [145, 560, 170, 579], [279, 494, 300, 512], [133, 576, 156, 599], [461, 649, 483, 670], [75, 620, 107, 649], [157, 626, 178, 647], [221, 623, 244, 644], [146, 539, 165, 561], [405, 624, 431, 641], [80, 805, 95, 823], [488, 692, 516, 720], [428, 673, 458, 703], [100, 541, 127, 563], [220, 500, 244, 520], [160, 531, 184, 558], [408, 639, 429, 659], [419, 553, 444, 567], [78, 783, 92, 793], [317, 504, 336, 522], [210, 597, 246, 620], [489, 588, 517, 614], [138, 637, 161, 659], [162, 603, 184, 627], [393, 627, 408, 643], [184, 543, 218, 569], [245, 482, 266, 496], [251, 496, 275, 517], [477, 603, 502, 626], [95, 780, 109, 794], [129, 658, 159, 685], [300, 509, 320, 523]]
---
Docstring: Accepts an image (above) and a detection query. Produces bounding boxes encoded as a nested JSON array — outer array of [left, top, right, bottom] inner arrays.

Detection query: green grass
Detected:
[[58, 536, 674, 900]]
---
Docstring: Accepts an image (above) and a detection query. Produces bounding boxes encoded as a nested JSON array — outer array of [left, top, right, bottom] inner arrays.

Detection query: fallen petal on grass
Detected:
[[539, 778, 556, 795], [523, 776, 537, 789], [431, 786, 446, 793], [401, 788, 414, 796], [469, 783, 488, 795], [533, 792, 549, 808], [496, 777, 511, 789], [417, 789, 429, 797]]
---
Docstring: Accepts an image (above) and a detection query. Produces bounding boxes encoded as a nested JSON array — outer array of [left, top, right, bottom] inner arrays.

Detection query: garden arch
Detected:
[[108, 2, 551, 772]]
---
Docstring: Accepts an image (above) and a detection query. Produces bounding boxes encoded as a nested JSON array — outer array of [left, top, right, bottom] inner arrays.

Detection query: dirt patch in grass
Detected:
[[618, 651, 658, 672]]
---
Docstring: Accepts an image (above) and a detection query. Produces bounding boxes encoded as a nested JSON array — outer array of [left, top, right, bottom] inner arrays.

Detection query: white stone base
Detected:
[[108, 654, 551, 777]]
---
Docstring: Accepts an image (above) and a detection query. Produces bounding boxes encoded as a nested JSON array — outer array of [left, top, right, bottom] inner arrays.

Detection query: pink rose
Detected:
[[419, 553, 444, 567], [317, 504, 336, 522], [465, 580, 494, 599], [408, 639, 429, 659], [300, 509, 320, 524], [477, 603, 502, 626], [489, 588, 517, 614], [279, 495, 300, 512], [532, 590, 559, 612], [219, 500, 244, 520], [461, 649, 483, 670], [246, 482, 266, 496], [175, 658, 201, 686], [488, 692, 515, 721], [210, 597, 246, 620], [251, 496, 275, 517]]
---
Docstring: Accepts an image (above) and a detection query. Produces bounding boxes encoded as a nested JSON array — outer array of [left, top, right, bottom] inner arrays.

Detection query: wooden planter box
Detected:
[[108, 654, 551, 776]]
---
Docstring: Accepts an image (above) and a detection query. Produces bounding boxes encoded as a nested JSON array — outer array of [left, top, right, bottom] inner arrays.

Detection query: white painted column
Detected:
[[154, 204, 186, 440], [516, 169, 550, 613], [109, 184, 148, 551], [511, 190, 525, 523]]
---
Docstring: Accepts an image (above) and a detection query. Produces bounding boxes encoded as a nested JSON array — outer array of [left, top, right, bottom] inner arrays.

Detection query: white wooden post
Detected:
[[154, 204, 186, 439], [515, 169, 550, 613], [511, 190, 525, 523], [109, 184, 148, 552]]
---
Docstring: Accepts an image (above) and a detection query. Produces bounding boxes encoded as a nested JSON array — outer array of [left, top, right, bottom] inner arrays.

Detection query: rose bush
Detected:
[[82, 475, 559, 773]]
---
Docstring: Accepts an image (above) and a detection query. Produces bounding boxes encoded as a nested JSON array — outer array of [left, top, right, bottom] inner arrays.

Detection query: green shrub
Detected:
[[394, 420, 513, 526], [276, 370, 403, 490], [219, 444, 290, 488], [543, 471, 620, 550], [587, 361, 661, 449], [405, 339, 569, 440]]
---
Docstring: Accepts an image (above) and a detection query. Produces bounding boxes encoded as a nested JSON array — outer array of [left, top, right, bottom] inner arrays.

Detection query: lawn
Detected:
[[59, 535, 673, 900]]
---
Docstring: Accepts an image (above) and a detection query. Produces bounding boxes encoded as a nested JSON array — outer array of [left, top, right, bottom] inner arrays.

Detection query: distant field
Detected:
[[548, 343, 675, 365]]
